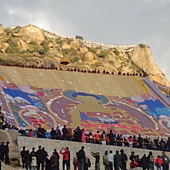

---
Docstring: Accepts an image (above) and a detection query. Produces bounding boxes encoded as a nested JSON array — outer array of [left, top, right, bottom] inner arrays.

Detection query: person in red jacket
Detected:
[[29, 129, 34, 137], [94, 131, 100, 144], [155, 155, 163, 170], [60, 147, 69, 170], [130, 159, 138, 169]]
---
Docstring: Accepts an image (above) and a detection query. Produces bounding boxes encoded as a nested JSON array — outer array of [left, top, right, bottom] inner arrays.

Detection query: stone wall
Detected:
[[17, 136, 170, 170]]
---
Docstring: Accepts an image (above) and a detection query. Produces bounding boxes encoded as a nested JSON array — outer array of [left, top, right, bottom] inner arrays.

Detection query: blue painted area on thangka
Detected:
[[80, 112, 97, 121], [3, 87, 46, 111], [63, 90, 109, 104], [138, 99, 170, 117], [13, 111, 27, 127]]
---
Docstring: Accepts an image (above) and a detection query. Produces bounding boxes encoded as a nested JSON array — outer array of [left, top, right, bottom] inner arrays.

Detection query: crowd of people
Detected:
[[19, 144, 170, 170], [0, 106, 18, 131], [20, 145, 91, 170], [1, 137, 170, 170], [0, 106, 5, 130], [103, 149, 170, 170], [1, 122, 170, 170], [21, 125, 170, 152]]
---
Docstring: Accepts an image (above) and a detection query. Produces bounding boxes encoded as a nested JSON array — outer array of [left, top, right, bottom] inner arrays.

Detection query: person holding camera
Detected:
[[60, 147, 69, 170]]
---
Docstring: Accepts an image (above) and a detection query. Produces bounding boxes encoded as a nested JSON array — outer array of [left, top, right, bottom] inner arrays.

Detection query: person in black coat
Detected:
[[56, 126, 62, 140], [120, 149, 127, 170], [138, 134, 143, 149], [25, 150, 31, 170], [136, 155, 141, 167], [77, 127, 82, 142], [129, 151, 135, 162], [36, 146, 44, 170], [54, 149, 60, 170], [37, 126, 43, 138], [140, 154, 149, 170], [42, 147, 48, 160], [167, 137, 170, 151], [30, 147, 36, 157], [5, 141, 10, 165], [114, 150, 122, 170], [21, 146, 27, 168], [73, 129, 78, 142], [62, 125, 68, 140], [0, 152, 2, 170], [0, 142, 5, 162], [45, 156, 51, 170], [91, 151, 100, 170], [50, 127, 57, 139]]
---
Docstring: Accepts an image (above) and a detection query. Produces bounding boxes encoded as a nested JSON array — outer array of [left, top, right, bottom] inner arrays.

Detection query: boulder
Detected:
[[48, 42, 53, 48], [1, 43, 9, 50], [42, 57, 58, 67], [17, 38, 27, 51], [0, 49, 5, 53], [19, 25, 44, 42], [83, 52, 94, 62], [32, 52, 41, 57], [79, 47, 88, 54], [62, 43, 70, 50], [48, 49, 63, 58], [70, 40, 79, 49], [20, 35, 32, 44]]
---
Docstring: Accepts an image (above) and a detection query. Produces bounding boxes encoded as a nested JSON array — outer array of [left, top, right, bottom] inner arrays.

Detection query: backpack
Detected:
[[130, 161, 138, 169], [155, 162, 159, 167], [77, 149, 85, 160]]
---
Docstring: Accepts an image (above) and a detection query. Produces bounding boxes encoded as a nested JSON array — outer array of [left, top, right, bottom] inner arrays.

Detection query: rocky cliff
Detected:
[[0, 24, 169, 87]]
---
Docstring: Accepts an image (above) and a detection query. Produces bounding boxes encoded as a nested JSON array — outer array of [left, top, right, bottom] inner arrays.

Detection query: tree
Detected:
[[97, 51, 108, 58], [113, 48, 120, 56], [5, 28, 13, 35], [75, 35, 84, 40]]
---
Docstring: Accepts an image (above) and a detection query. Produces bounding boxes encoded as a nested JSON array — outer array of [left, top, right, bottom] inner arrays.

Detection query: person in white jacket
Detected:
[[107, 150, 114, 170], [31, 152, 37, 170]]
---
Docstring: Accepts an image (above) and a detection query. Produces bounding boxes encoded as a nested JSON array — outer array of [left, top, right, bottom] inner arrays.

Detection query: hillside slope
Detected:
[[0, 24, 169, 87]]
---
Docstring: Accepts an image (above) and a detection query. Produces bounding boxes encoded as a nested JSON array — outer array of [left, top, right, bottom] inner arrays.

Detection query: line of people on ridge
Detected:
[[23, 125, 170, 152], [20, 144, 170, 170], [20, 145, 91, 170], [103, 150, 170, 170], [0, 141, 10, 170]]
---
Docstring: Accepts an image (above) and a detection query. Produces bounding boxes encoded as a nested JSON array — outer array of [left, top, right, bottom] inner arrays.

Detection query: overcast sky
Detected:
[[0, 0, 170, 82]]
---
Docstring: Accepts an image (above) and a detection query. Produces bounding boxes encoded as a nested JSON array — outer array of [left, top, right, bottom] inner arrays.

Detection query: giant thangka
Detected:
[[0, 66, 170, 137]]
